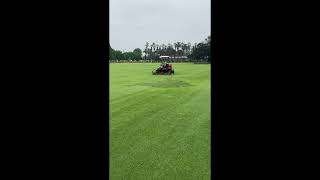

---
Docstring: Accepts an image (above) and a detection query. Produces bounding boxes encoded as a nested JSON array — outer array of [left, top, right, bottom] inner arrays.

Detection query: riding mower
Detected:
[[152, 63, 175, 75]]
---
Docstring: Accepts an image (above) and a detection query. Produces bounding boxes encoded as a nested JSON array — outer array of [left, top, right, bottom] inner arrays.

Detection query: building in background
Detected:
[[159, 56, 170, 60]]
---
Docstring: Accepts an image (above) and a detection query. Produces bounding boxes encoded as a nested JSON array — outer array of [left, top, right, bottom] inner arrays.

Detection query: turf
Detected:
[[110, 63, 211, 180]]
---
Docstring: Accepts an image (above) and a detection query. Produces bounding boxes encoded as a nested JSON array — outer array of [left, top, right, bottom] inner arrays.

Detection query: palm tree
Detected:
[[166, 43, 171, 57], [177, 42, 181, 51], [207, 35, 211, 44], [148, 48, 152, 60], [150, 43, 156, 59], [182, 43, 188, 56], [177, 42, 183, 61], [180, 42, 184, 55], [187, 42, 192, 56], [161, 44, 166, 54], [174, 42, 179, 60], [144, 42, 149, 60], [156, 45, 159, 56]]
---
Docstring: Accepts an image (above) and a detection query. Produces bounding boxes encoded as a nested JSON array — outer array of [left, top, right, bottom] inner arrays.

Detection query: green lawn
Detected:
[[110, 63, 211, 180]]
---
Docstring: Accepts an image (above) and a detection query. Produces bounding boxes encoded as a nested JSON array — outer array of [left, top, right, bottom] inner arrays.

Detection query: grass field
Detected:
[[110, 63, 211, 180]]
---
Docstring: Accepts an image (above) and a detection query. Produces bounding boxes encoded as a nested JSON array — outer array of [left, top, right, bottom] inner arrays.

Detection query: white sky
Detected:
[[110, 0, 211, 52]]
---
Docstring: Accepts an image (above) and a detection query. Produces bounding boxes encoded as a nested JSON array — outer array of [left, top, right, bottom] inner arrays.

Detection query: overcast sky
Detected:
[[110, 0, 211, 52]]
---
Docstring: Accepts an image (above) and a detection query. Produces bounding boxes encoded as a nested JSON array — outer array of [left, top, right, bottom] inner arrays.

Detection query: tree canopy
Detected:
[[109, 34, 214, 62], [109, 44, 142, 61]]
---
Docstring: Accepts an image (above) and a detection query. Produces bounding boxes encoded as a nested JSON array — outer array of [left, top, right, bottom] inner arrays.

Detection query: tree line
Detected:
[[109, 45, 142, 61], [109, 35, 214, 62]]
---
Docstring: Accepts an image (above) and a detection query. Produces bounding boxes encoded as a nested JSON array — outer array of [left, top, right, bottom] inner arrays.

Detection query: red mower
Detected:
[[152, 63, 175, 75]]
